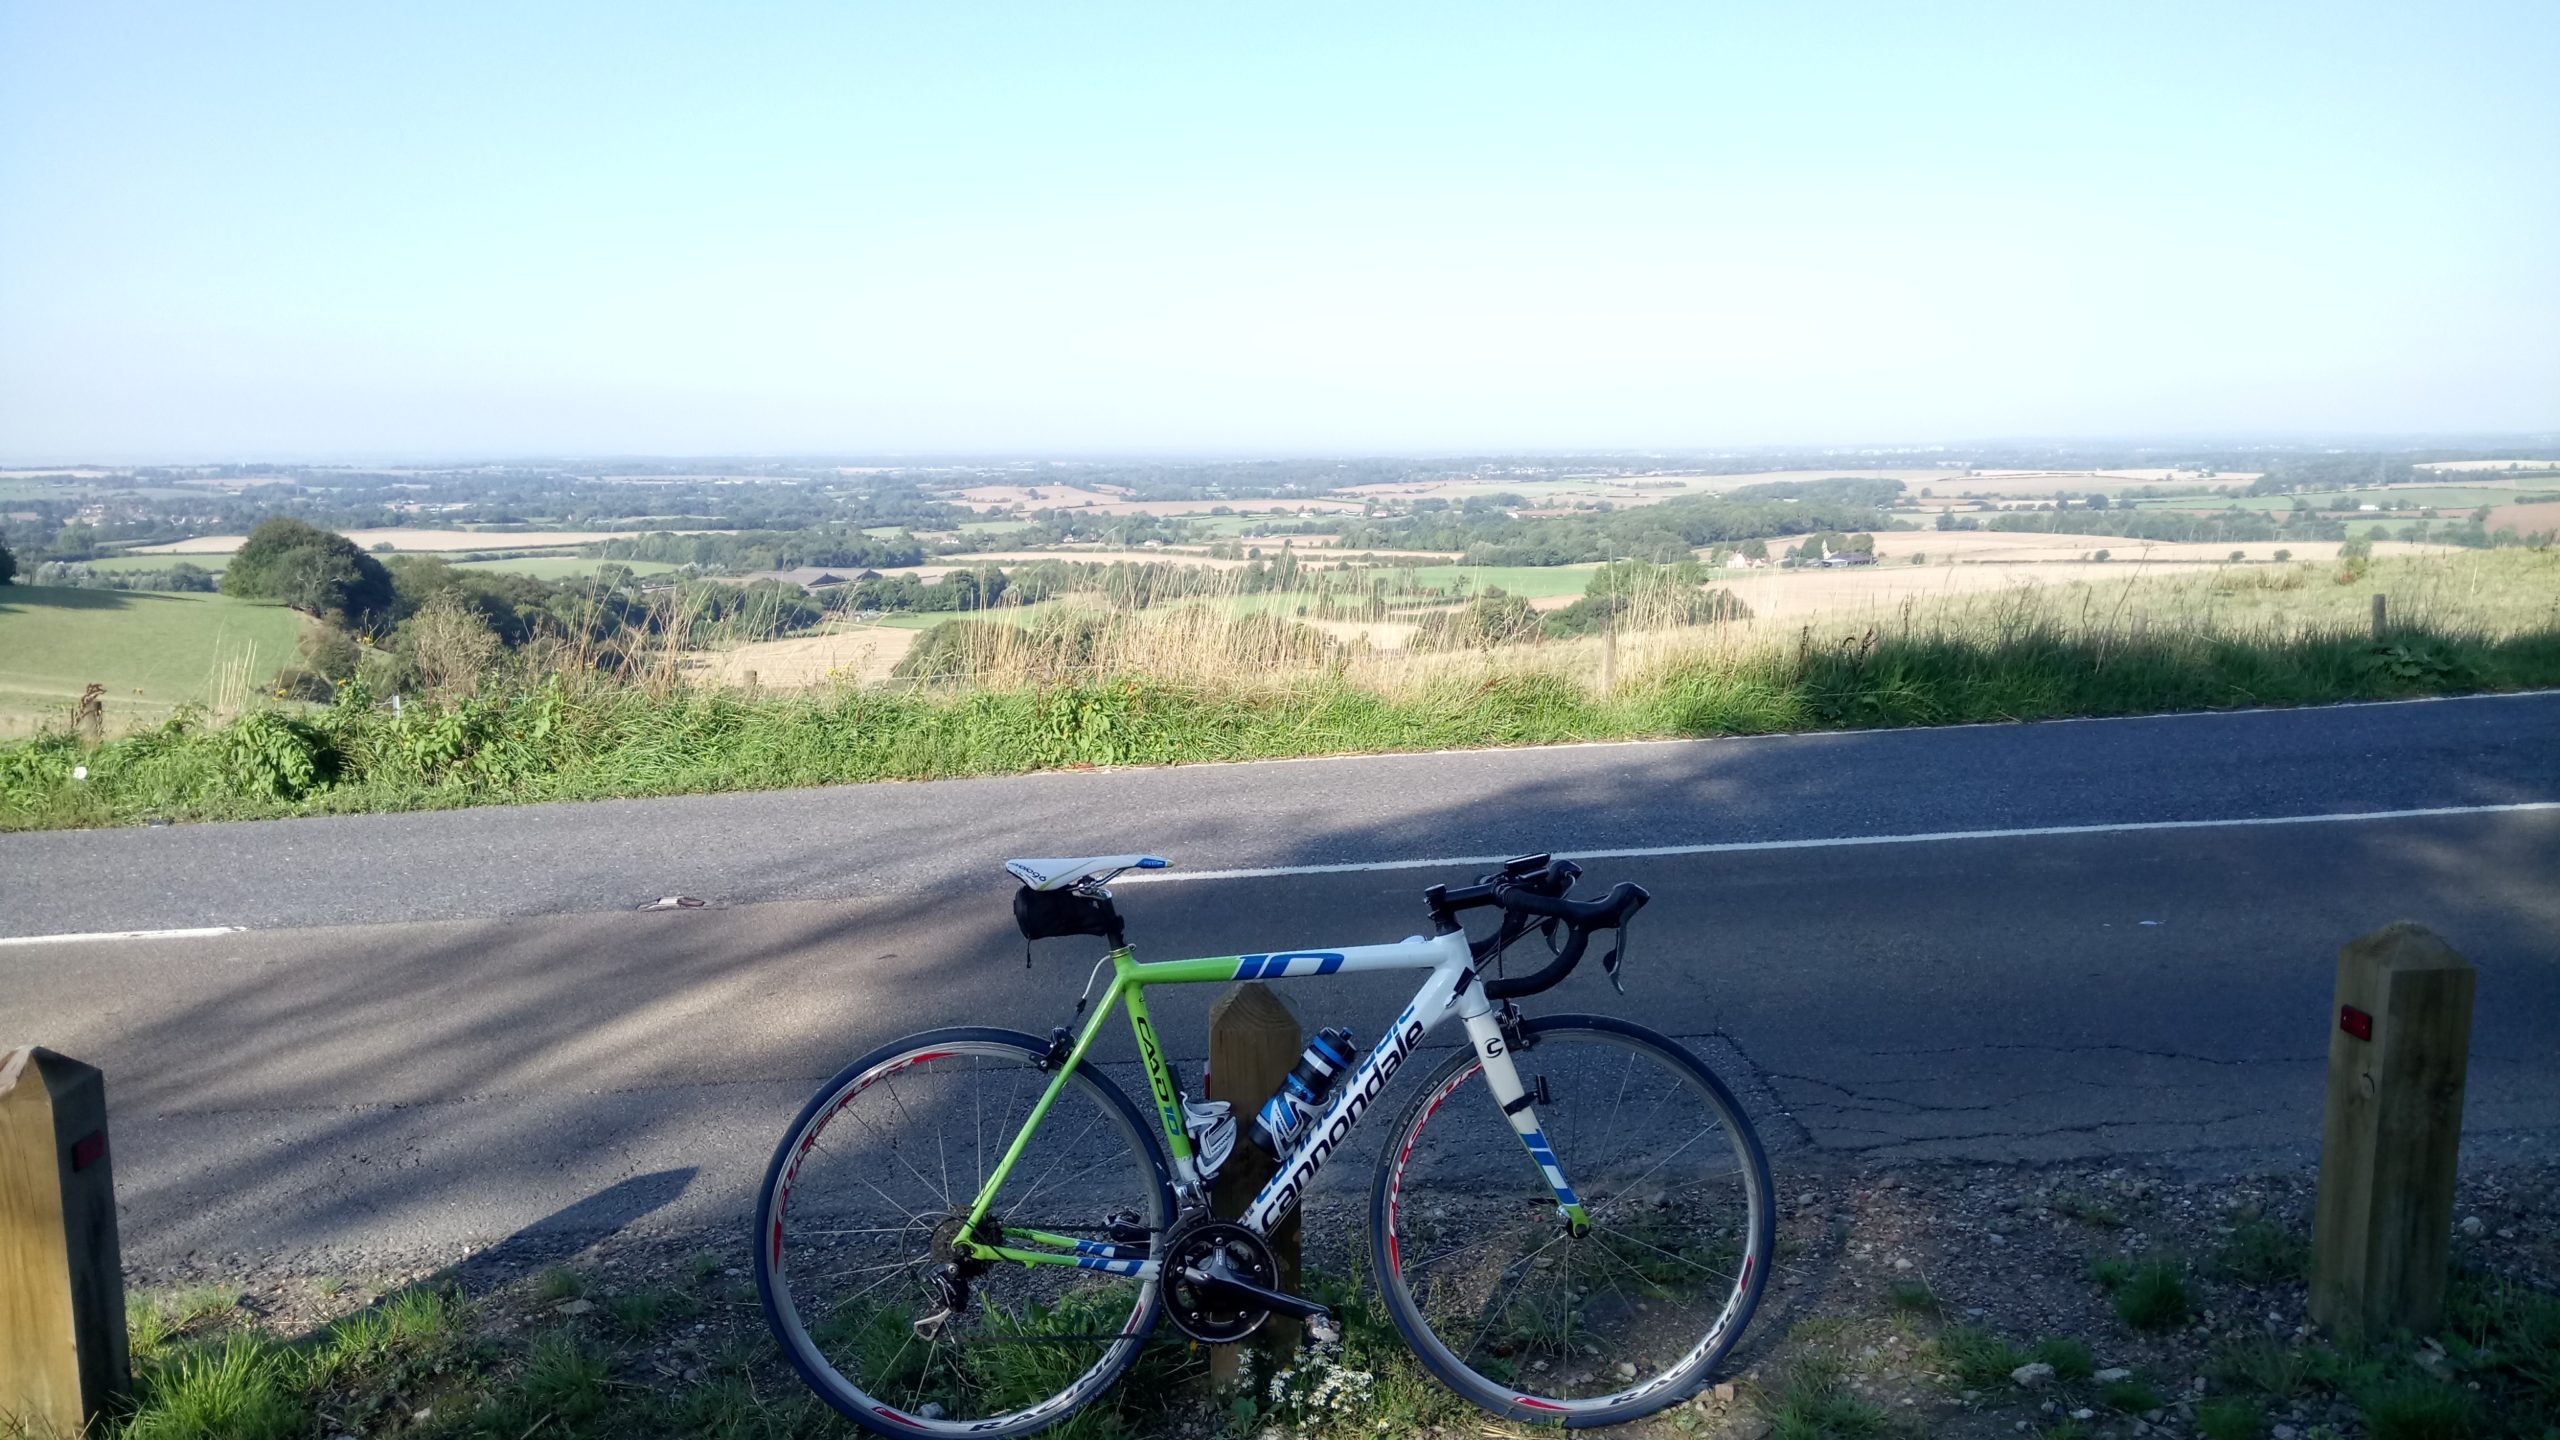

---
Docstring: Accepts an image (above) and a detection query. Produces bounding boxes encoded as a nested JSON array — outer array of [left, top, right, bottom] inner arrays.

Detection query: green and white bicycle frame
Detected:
[[953, 929, 1589, 1277]]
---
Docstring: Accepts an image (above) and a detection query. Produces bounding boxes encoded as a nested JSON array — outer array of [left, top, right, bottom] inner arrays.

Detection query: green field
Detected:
[[2130, 485, 2534, 514], [0, 586, 310, 737], [81, 554, 229, 575], [1367, 563, 1599, 598], [449, 556, 682, 580]]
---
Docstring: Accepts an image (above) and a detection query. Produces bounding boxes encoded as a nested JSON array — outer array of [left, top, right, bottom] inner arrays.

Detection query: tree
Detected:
[[0, 539, 15, 586], [222, 518, 395, 625]]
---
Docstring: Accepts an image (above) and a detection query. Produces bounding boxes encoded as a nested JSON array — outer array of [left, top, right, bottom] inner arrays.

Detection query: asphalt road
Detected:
[[4, 692, 2557, 1272]]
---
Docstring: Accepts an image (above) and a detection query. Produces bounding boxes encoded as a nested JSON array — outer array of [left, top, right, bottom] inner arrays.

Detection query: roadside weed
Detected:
[[2356, 1375, 2480, 1440], [2212, 1219, 2310, 1286], [532, 1265, 587, 1303], [2196, 1394, 2268, 1440], [1764, 1353, 1886, 1440], [2031, 1336, 2096, 1381], [123, 1335, 302, 1440], [2101, 1375, 2166, 1412], [2101, 1257, 2193, 1330], [1937, 1325, 2032, 1387]]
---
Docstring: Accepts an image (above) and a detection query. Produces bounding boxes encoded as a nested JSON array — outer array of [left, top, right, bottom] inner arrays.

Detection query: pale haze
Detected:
[[3, 2, 2555, 461]]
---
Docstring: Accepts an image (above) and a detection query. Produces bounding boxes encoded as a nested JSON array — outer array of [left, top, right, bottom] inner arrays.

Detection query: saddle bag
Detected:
[[1013, 885, 1123, 946]]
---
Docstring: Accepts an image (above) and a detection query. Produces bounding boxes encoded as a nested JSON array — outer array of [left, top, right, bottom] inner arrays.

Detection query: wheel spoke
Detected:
[[1381, 1025, 1768, 1422], [760, 1040, 1164, 1434]]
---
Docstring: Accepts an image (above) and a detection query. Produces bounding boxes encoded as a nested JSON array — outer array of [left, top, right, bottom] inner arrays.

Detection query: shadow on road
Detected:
[[447, 1167, 699, 1289], [63, 739, 2560, 1267]]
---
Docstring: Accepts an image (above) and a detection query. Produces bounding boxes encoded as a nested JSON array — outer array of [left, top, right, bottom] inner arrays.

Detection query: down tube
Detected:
[[1239, 961, 1469, 1234]]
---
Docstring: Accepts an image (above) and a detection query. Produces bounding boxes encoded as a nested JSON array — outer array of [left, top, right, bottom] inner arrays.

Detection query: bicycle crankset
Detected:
[[1162, 1217, 1338, 1344]]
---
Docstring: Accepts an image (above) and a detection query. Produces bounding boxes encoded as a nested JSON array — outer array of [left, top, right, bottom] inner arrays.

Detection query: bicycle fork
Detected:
[[1457, 992, 1593, 1236]]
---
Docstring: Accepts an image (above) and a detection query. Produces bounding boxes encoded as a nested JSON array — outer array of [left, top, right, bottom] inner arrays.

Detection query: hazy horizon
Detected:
[[5, 3, 2556, 460]]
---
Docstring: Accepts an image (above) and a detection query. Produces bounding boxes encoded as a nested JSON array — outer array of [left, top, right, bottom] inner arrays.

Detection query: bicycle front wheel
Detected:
[[1371, 1014, 1773, 1427], [755, 1028, 1174, 1439]]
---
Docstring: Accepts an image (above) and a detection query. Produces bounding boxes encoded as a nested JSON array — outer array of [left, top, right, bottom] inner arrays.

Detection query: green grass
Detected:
[[2212, 1219, 2310, 1285], [532, 1265, 587, 1302], [2127, 485, 2533, 513], [2031, 1336, 2097, 1381], [1938, 1325, 2032, 1387], [1383, 563, 1600, 598], [2212, 1337, 2309, 1397], [2093, 1256, 2193, 1331], [10, 584, 2560, 828], [1765, 1353, 1887, 1439], [0, 586, 310, 739], [80, 554, 229, 575], [2196, 1394, 2268, 1440], [2101, 1375, 2166, 1412]]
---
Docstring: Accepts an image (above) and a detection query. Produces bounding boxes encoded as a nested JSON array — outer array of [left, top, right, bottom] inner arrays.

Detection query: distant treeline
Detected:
[[1329, 479, 1904, 564], [591, 528, 930, 572]]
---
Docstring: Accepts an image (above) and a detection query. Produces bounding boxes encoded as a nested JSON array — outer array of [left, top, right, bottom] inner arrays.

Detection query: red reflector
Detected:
[[70, 1131, 106, 1172], [2339, 1005, 2373, 1041]]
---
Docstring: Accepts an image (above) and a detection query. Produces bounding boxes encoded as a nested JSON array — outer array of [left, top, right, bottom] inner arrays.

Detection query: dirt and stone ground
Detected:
[[110, 1154, 2558, 1440]]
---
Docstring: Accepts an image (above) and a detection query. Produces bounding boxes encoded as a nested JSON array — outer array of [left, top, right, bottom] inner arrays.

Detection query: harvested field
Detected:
[[1836, 531, 2452, 564], [2419, 458, 2560, 471], [1704, 563, 2222, 622], [2486, 499, 2560, 534], [683, 625, 917, 688]]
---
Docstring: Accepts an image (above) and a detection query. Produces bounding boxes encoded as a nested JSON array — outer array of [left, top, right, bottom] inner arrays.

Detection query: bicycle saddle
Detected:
[[1004, 855, 1170, 892]]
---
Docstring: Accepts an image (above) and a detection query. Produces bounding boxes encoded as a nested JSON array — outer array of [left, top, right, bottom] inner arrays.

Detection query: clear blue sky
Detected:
[[3, 2, 2554, 460]]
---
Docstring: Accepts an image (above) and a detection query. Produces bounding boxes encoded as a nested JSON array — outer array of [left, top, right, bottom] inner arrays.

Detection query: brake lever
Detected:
[[1599, 915, 1632, 995]]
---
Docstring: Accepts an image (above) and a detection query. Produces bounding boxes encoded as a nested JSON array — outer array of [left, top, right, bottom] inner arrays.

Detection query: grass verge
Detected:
[[7, 599, 2558, 830]]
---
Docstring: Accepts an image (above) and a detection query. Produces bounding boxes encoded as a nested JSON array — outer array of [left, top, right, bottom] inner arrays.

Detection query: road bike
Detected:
[[754, 852, 1773, 1436]]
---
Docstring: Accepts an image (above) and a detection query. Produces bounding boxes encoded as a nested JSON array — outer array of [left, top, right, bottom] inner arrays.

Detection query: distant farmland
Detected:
[[0, 586, 309, 737]]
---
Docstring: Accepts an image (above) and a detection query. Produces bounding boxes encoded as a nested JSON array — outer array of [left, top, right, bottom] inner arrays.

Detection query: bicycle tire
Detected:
[[754, 1027, 1175, 1438], [1370, 1014, 1773, 1427]]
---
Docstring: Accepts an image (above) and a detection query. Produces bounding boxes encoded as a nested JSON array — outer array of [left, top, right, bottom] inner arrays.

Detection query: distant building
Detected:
[[1821, 550, 1877, 567]]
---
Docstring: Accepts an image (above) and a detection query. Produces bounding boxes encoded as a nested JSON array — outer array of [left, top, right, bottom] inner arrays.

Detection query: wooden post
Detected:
[[1204, 983, 1303, 1388], [1598, 623, 1617, 699], [2310, 923, 2476, 1339], [2, 1047, 129, 1434], [2371, 593, 2388, 640]]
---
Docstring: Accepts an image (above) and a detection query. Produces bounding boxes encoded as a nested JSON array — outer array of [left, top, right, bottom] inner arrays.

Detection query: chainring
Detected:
[[1162, 1217, 1276, 1344]]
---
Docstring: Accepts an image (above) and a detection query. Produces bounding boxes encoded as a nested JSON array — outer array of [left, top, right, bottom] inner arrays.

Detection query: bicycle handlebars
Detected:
[[1423, 855, 1649, 1001]]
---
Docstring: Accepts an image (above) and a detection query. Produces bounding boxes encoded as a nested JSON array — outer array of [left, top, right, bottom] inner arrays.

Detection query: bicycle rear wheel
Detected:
[[755, 1028, 1174, 1438], [1371, 1014, 1772, 1427]]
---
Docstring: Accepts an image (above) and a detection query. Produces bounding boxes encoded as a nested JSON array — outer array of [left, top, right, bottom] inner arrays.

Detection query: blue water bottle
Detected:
[[1249, 1027, 1356, 1154]]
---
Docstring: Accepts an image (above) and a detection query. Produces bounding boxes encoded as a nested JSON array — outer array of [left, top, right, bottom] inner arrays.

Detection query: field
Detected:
[[124, 527, 719, 555], [448, 555, 683, 580], [2127, 484, 2540, 513], [1847, 530, 2448, 564], [0, 585, 310, 737], [79, 554, 230, 575], [683, 623, 920, 687], [2486, 499, 2560, 535], [2417, 458, 2560, 472]]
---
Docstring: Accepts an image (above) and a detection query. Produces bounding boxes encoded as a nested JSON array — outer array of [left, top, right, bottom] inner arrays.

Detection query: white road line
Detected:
[[1119, 801, 2560, 885], [5, 799, 2555, 942], [0, 926, 246, 948]]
